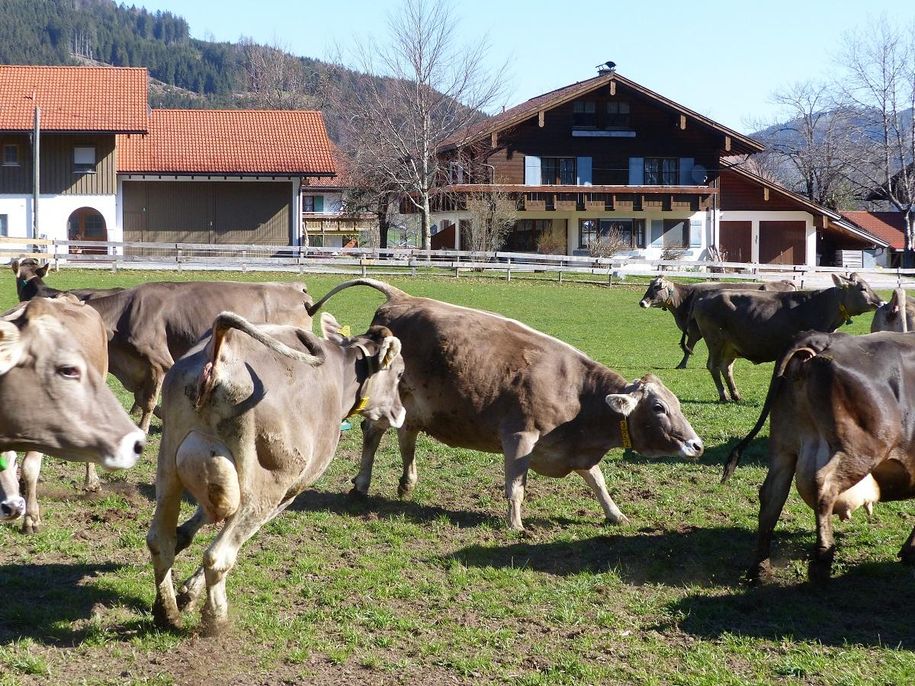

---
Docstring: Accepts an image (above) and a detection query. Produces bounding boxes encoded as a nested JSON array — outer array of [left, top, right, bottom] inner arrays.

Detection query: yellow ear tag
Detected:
[[355, 396, 369, 412], [340, 325, 352, 338]]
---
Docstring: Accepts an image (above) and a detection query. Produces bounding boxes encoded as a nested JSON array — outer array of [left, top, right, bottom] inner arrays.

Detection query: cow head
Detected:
[[871, 288, 909, 333], [605, 373, 703, 458], [10, 258, 50, 301], [0, 452, 25, 522], [832, 273, 884, 315], [320, 312, 406, 428], [0, 298, 145, 469], [639, 277, 674, 309]]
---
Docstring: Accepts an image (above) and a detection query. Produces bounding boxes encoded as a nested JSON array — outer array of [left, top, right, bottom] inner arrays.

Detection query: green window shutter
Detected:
[[314, 195, 324, 212]]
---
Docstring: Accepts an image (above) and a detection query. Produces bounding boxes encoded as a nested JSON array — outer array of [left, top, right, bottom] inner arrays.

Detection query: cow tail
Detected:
[[195, 312, 326, 409], [306, 278, 407, 317], [721, 343, 819, 483]]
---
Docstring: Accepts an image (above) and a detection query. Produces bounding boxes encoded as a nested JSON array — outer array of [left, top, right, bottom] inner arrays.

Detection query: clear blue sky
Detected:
[[137, 0, 911, 133]]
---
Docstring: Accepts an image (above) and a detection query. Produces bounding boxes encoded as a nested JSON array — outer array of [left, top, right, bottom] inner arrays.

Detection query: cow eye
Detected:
[[653, 402, 666, 413], [57, 365, 81, 380]]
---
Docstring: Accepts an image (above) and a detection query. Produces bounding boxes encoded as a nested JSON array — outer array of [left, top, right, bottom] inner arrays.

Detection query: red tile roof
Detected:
[[0, 65, 148, 132], [117, 109, 336, 176], [443, 71, 763, 155], [841, 211, 906, 249]]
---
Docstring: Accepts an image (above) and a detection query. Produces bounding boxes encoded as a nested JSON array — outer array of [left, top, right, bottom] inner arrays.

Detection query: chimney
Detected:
[[596, 61, 617, 76]]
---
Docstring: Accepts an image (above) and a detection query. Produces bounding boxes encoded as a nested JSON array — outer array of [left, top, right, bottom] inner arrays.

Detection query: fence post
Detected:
[[361, 259, 367, 278], [242, 250, 247, 273], [558, 266, 563, 284], [176, 244, 182, 272], [506, 257, 511, 281]]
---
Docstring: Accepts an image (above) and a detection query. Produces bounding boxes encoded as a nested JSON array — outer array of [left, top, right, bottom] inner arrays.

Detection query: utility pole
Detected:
[[32, 105, 40, 241]]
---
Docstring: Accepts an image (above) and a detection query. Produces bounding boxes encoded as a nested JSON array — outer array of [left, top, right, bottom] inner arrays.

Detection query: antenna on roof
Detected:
[[596, 61, 616, 75]]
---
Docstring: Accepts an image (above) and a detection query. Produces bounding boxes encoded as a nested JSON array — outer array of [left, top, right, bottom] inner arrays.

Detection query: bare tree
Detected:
[[753, 80, 858, 209], [330, 0, 504, 250], [587, 230, 631, 258], [463, 191, 517, 253], [839, 18, 915, 260], [238, 37, 314, 109]]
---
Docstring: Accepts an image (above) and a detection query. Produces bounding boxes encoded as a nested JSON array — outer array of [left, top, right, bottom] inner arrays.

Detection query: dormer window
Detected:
[[73, 146, 96, 174], [606, 101, 630, 128], [573, 101, 597, 128]]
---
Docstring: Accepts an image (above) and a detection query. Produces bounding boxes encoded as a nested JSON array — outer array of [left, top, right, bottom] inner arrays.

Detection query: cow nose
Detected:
[[639, 300, 649, 308], [681, 437, 704, 458], [1, 497, 25, 519]]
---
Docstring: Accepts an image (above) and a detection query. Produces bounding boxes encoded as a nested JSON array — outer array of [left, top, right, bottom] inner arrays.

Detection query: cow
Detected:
[[147, 311, 405, 634], [871, 288, 914, 333], [306, 279, 704, 531], [0, 297, 144, 526], [638, 276, 796, 368], [9, 262, 314, 433], [11, 258, 124, 302], [688, 273, 883, 402], [722, 330, 915, 583]]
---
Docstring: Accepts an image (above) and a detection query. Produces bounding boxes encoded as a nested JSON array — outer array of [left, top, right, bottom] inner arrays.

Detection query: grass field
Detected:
[[1, 269, 913, 686]]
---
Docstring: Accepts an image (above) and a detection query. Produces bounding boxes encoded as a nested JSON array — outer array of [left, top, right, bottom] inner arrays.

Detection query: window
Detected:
[[2, 144, 19, 166], [662, 219, 688, 248], [578, 218, 645, 250], [302, 195, 324, 213], [505, 219, 551, 252], [605, 101, 630, 128], [0, 214, 7, 237], [542, 157, 576, 185], [448, 161, 464, 184], [73, 146, 96, 173], [644, 158, 678, 185], [573, 100, 597, 128]]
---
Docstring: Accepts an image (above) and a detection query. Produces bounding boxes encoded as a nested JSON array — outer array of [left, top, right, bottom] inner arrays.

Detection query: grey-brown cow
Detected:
[[307, 279, 704, 531], [147, 311, 405, 634], [723, 330, 915, 583], [689, 273, 883, 402], [11, 267, 315, 433], [639, 276, 796, 368], [871, 288, 914, 333], [0, 297, 144, 524]]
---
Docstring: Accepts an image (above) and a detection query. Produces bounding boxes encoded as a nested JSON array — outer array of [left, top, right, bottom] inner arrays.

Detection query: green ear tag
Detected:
[[0, 453, 8, 471]]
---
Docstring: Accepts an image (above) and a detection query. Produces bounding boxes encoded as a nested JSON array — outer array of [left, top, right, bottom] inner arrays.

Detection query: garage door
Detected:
[[718, 221, 752, 262], [123, 181, 291, 245], [760, 221, 806, 265]]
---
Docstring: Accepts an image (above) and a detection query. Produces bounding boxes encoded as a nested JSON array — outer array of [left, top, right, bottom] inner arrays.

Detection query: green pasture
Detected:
[[0, 270, 913, 685]]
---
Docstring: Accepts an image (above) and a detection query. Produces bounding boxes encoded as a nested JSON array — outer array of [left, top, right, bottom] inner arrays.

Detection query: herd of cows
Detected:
[[0, 260, 914, 635]]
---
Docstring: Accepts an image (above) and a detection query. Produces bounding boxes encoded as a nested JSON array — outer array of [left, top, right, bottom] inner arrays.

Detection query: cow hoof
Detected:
[[22, 519, 39, 535], [200, 614, 229, 637], [83, 480, 102, 494], [348, 487, 368, 500], [744, 560, 772, 585], [675, 362, 687, 370], [176, 589, 198, 613], [604, 514, 630, 526], [152, 600, 182, 631], [397, 481, 415, 499], [897, 546, 915, 566], [807, 557, 833, 584]]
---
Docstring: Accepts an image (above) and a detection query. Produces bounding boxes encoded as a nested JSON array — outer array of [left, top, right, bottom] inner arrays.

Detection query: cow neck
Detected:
[[665, 282, 687, 310]]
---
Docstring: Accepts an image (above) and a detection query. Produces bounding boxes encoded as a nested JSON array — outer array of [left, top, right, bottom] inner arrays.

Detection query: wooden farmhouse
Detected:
[[432, 67, 889, 266], [0, 65, 337, 251]]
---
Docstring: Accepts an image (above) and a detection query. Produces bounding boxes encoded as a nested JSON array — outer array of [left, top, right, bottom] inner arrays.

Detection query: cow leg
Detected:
[[706, 355, 729, 402], [200, 503, 273, 635], [138, 368, 167, 433], [20, 451, 43, 534], [898, 525, 915, 566], [83, 462, 101, 493], [721, 355, 742, 403], [174, 509, 209, 613], [747, 454, 795, 583], [176, 506, 207, 555], [147, 466, 185, 629], [501, 430, 540, 531], [575, 464, 629, 525], [677, 321, 701, 369], [397, 427, 419, 498], [351, 419, 386, 496]]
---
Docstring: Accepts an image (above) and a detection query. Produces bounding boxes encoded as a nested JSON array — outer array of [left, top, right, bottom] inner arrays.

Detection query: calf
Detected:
[[639, 277, 795, 368], [724, 330, 915, 582], [871, 288, 914, 333], [690, 273, 882, 402], [0, 297, 144, 526], [147, 311, 405, 634], [307, 279, 703, 531]]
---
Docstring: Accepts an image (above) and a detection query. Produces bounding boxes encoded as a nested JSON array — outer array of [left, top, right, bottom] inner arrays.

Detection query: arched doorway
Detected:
[[67, 207, 108, 255]]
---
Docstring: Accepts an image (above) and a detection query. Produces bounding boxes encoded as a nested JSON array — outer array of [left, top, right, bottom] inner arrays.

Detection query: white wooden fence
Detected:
[[3, 236, 915, 289]]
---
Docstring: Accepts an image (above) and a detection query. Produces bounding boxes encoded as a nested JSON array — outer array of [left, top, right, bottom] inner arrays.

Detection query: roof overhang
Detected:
[[444, 183, 716, 195]]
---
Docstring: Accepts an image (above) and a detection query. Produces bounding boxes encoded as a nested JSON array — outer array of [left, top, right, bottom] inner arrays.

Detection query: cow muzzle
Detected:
[[391, 405, 406, 429], [103, 430, 146, 470], [679, 436, 704, 458], [1, 495, 25, 521], [639, 299, 651, 308]]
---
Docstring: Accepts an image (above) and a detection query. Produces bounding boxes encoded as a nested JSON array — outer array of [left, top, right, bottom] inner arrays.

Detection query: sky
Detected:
[[135, 0, 912, 134]]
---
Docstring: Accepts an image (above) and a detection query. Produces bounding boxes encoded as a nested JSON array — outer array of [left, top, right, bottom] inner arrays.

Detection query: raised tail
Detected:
[[306, 278, 407, 317], [721, 334, 830, 483], [195, 311, 326, 409]]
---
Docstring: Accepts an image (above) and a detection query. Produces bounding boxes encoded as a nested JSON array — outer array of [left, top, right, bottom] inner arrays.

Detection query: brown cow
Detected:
[[10, 262, 314, 433], [689, 273, 882, 402], [871, 288, 914, 333], [724, 330, 915, 583], [307, 279, 704, 530], [0, 298, 144, 525], [147, 311, 405, 633], [638, 276, 795, 368]]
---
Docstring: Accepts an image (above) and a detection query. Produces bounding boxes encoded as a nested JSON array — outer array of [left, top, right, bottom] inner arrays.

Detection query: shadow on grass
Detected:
[[618, 436, 770, 471], [287, 488, 499, 529], [671, 560, 915, 649], [445, 525, 811, 588], [0, 562, 151, 647]]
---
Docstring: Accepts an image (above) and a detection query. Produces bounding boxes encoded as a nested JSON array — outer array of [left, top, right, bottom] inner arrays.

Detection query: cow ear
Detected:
[[605, 392, 639, 417], [832, 274, 850, 287], [377, 335, 402, 369], [36, 263, 49, 278], [319, 312, 345, 344], [0, 321, 24, 375], [10, 259, 20, 277]]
